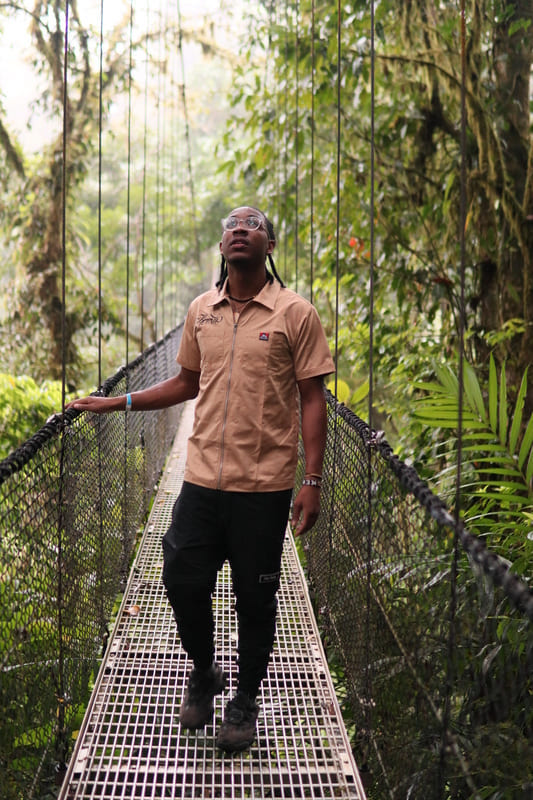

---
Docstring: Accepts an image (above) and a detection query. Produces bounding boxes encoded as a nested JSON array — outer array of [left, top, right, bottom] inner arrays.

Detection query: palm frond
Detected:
[[414, 355, 533, 549]]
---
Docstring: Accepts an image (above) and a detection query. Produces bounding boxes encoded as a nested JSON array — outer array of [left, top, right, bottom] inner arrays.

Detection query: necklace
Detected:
[[227, 294, 255, 303], [226, 277, 268, 304]]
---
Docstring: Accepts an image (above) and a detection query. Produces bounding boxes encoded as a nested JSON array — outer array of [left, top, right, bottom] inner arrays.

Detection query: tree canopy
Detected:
[[0, 0, 531, 543], [0, 0, 236, 388], [215, 0, 533, 558], [219, 0, 532, 414]]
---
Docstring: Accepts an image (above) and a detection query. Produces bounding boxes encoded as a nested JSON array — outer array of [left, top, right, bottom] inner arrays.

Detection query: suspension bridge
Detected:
[[0, 1, 532, 799], [56, 400, 365, 799], [2, 326, 532, 799]]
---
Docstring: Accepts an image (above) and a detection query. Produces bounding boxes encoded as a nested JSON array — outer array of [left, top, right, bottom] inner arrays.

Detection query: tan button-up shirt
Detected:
[[177, 279, 335, 492]]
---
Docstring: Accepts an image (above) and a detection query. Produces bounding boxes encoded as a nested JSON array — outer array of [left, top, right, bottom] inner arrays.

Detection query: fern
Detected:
[[414, 355, 533, 569]]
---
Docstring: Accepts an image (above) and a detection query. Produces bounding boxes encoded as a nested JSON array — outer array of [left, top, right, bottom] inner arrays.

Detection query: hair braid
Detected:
[[268, 254, 285, 287], [216, 256, 228, 289]]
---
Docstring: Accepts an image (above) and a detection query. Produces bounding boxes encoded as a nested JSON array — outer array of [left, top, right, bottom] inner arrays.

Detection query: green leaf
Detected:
[[351, 379, 369, 404], [463, 360, 486, 422], [461, 443, 507, 453], [488, 354, 498, 433], [328, 378, 351, 404], [499, 366, 507, 446], [414, 413, 487, 429], [518, 413, 533, 471], [435, 364, 458, 396], [473, 467, 524, 479], [526, 448, 533, 485], [413, 381, 450, 394], [508, 17, 532, 36], [508, 368, 527, 455], [375, 20, 386, 43], [471, 492, 531, 506]]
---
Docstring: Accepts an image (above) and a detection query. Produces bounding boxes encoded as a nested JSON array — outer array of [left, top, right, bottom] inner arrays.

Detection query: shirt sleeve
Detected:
[[291, 301, 335, 381], [176, 299, 201, 371]]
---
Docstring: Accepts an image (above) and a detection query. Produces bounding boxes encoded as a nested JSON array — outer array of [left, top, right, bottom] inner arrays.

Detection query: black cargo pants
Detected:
[[162, 481, 292, 697]]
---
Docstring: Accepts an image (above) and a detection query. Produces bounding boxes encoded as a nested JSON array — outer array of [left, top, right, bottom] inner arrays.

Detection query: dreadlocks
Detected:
[[216, 209, 285, 290]]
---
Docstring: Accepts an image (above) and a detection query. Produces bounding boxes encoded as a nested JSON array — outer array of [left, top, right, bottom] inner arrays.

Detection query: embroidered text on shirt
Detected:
[[198, 313, 223, 325]]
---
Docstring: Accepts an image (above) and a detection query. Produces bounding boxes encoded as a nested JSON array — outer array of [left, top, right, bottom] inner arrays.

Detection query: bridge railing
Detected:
[[301, 395, 532, 800], [1, 332, 531, 800], [0, 327, 183, 800]]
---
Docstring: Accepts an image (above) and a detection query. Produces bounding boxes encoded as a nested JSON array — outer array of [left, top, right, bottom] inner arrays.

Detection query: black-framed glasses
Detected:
[[222, 215, 264, 231]]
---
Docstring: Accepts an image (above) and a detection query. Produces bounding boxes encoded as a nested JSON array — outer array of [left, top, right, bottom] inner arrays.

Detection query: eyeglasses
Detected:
[[222, 215, 264, 231]]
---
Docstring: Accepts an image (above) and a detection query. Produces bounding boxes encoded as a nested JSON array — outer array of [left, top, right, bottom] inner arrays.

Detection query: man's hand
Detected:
[[291, 484, 321, 536], [65, 368, 200, 415], [66, 395, 124, 413]]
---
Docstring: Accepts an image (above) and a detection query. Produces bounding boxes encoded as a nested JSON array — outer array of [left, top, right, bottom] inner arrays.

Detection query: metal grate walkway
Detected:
[[59, 402, 366, 799]]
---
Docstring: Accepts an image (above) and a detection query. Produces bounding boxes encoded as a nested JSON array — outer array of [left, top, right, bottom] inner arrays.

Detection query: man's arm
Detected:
[[67, 367, 200, 414], [291, 375, 328, 536]]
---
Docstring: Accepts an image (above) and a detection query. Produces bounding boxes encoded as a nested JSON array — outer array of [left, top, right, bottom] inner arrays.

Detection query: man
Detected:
[[70, 206, 335, 753]]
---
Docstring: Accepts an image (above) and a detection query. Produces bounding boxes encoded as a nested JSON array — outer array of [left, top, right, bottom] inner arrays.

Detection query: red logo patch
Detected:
[[259, 332, 270, 341]]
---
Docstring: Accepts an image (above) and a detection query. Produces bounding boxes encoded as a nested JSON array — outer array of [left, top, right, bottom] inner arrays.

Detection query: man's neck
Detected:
[[226, 266, 268, 301]]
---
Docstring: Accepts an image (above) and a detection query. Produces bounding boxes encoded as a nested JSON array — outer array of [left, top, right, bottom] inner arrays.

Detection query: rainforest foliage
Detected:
[[0, 0, 532, 550], [0, 0, 235, 389], [0, 5, 531, 798], [215, 0, 533, 562]]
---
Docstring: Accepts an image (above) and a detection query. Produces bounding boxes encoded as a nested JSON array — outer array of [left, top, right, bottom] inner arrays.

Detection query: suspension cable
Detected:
[[440, 0, 469, 792], [97, 0, 105, 390], [333, 0, 341, 400], [56, 0, 71, 775], [456, 0, 467, 543], [141, 0, 150, 352], [96, 0, 107, 659], [170, 5, 179, 321], [157, 0, 172, 336], [164, 0, 171, 333], [368, 5, 375, 436], [309, 0, 315, 305], [282, 0, 289, 281], [121, 0, 135, 588], [125, 0, 134, 366], [294, 0, 299, 293], [60, 5, 69, 414], [325, 0, 343, 617], [154, 7, 163, 340], [176, 0, 201, 270], [366, 0, 376, 774], [269, 0, 282, 243]]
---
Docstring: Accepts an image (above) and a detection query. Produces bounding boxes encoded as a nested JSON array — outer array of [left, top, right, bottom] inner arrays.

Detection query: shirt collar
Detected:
[[208, 277, 281, 311]]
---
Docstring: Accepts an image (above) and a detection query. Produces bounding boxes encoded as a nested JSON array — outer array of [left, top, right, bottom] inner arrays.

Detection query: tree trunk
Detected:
[[473, 0, 533, 413]]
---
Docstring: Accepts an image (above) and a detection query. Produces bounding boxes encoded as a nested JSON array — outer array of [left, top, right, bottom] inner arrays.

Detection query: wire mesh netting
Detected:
[[57, 402, 364, 800], [1, 328, 532, 799], [0, 329, 183, 800], [300, 396, 533, 799]]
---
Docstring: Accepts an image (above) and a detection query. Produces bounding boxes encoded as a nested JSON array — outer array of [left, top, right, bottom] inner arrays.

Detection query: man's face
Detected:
[[219, 206, 274, 264]]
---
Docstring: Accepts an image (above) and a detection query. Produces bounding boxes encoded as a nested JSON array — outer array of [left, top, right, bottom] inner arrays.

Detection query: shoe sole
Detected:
[[216, 719, 258, 752], [180, 712, 213, 730]]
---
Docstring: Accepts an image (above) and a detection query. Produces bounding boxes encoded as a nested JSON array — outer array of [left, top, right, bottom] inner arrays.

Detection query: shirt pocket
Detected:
[[195, 314, 225, 375], [267, 330, 291, 373]]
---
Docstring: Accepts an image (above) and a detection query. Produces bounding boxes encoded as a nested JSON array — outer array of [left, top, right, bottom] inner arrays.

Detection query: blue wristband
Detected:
[[125, 393, 132, 411]]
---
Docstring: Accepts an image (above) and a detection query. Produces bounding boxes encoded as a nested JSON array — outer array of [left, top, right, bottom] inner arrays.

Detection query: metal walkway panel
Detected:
[[60, 403, 366, 799]]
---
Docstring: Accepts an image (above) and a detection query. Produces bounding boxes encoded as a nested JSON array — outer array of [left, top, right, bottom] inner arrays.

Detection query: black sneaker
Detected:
[[179, 663, 226, 729], [216, 691, 259, 752]]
